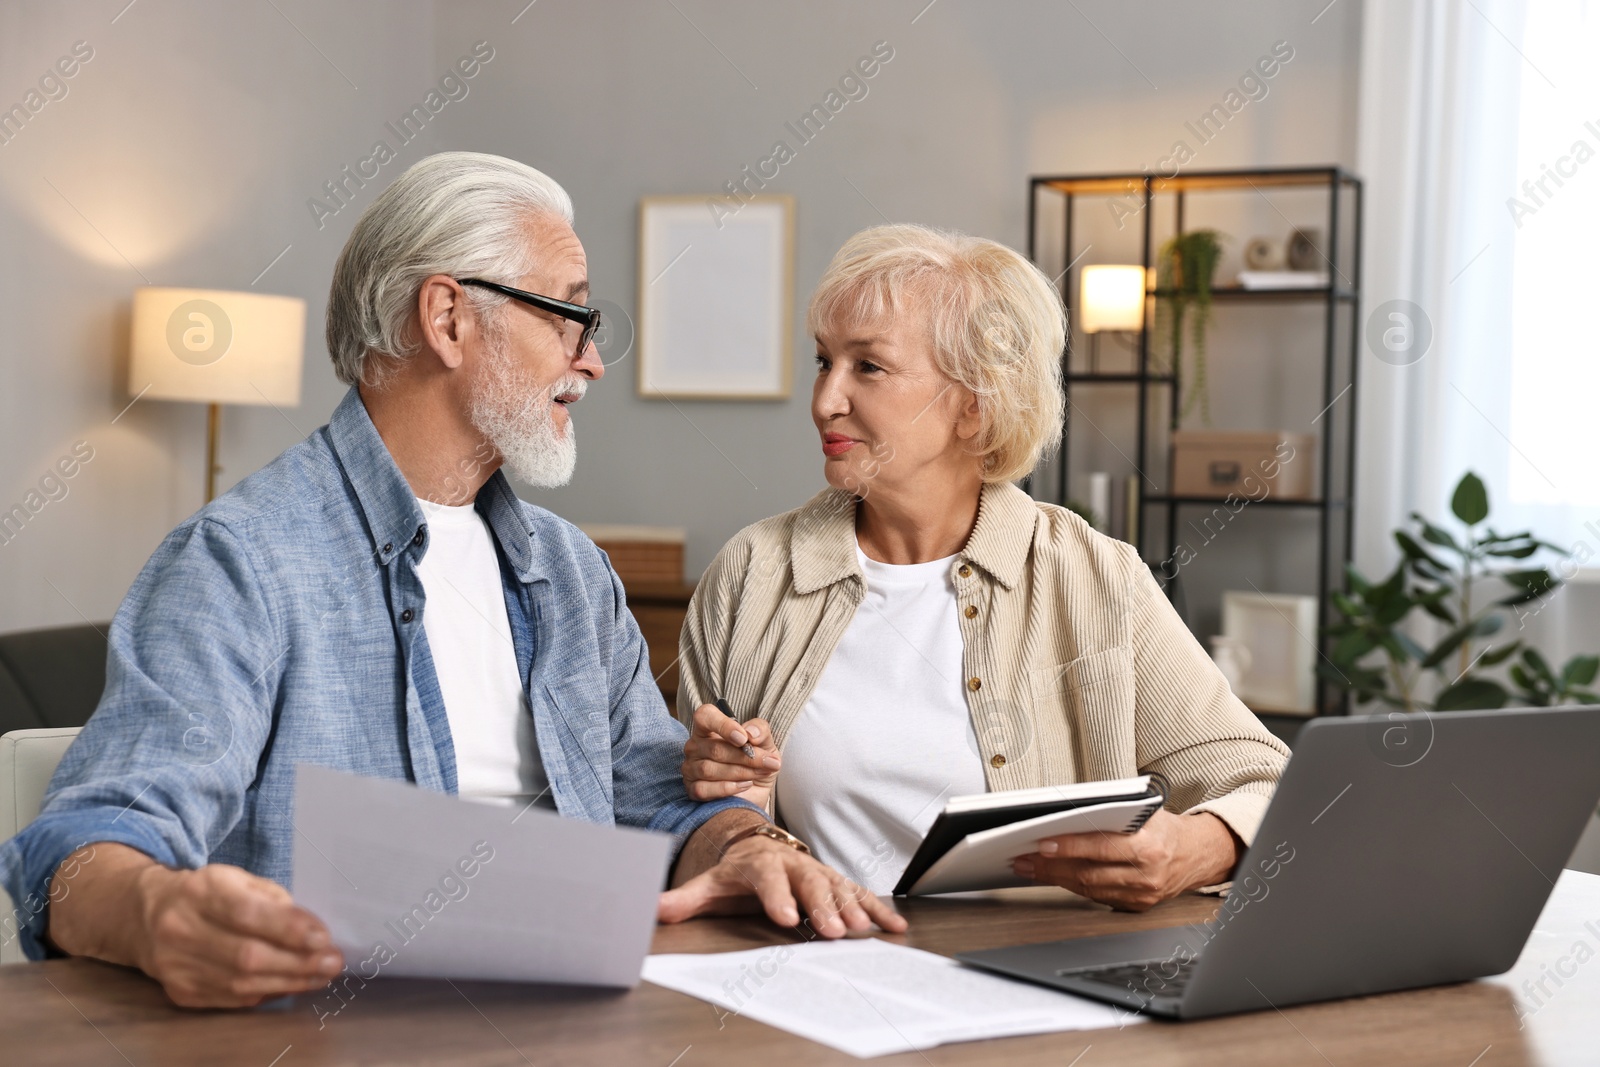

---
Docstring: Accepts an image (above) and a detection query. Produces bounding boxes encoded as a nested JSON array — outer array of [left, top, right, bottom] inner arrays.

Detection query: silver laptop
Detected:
[[957, 706, 1600, 1019]]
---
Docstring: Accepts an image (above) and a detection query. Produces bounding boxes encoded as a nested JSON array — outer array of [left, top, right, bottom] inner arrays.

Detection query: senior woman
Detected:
[[677, 224, 1289, 914]]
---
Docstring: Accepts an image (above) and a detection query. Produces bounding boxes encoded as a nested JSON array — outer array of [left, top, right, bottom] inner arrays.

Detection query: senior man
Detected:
[[0, 152, 902, 1008]]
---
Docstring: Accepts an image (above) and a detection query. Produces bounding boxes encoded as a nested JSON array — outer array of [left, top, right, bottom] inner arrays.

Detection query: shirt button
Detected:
[[958, 564, 973, 578], [964, 605, 978, 619], [412, 526, 426, 547], [400, 608, 414, 623], [991, 753, 1007, 768], [968, 677, 982, 692], [382, 542, 393, 555]]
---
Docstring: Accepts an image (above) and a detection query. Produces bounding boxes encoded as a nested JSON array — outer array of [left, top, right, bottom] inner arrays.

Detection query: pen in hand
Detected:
[[715, 697, 758, 759]]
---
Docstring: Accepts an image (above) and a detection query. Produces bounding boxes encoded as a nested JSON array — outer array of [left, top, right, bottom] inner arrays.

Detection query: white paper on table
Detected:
[[909, 795, 1164, 896], [643, 938, 1142, 1059], [291, 764, 673, 987]]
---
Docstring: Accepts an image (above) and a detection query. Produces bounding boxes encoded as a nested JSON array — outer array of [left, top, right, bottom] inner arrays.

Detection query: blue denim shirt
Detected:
[[0, 387, 754, 960]]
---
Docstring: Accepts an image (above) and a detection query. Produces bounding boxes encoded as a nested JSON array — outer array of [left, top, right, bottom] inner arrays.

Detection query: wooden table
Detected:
[[6, 872, 1598, 1066]]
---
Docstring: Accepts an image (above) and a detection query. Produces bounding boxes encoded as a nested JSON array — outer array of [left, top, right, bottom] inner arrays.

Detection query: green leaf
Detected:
[[1434, 678, 1509, 711], [1569, 690, 1600, 705], [1345, 564, 1372, 595], [1415, 516, 1464, 554], [1509, 664, 1536, 691], [1483, 542, 1540, 559], [1524, 648, 1557, 684], [1501, 568, 1559, 594], [1562, 655, 1600, 688], [1451, 472, 1490, 525], [1394, 631, 1428, 663], [1496, 568, 1561, 608], [1420, 615, 1501, 669], [1478, 642, 1523, 667], [1331, 592, 1364, 618], [1374, 596, 1415, 626], [1394, 531, 1447, 569], [1379, 635, 1411, 663], [1420, 599, 1456, 624], [1333, 630, 1378, 664]]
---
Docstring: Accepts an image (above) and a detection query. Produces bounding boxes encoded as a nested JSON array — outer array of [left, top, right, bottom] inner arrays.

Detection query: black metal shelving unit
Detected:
[[1025, 166, 1363, 719]]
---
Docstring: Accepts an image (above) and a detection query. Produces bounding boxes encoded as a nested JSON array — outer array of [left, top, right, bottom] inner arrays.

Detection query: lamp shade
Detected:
[[1079, 265, 1146, 333], [130, 288, 305, 406]]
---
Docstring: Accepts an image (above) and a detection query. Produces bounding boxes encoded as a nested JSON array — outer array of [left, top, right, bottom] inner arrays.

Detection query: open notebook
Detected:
[[892, 776, 1165, 896]]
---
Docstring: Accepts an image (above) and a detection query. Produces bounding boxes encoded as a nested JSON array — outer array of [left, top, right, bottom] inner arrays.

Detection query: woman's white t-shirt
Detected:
[[775, 547, 986, 894]]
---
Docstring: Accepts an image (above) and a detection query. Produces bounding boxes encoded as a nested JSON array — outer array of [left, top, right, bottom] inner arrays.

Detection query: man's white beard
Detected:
[[468, 332, 584, 489]]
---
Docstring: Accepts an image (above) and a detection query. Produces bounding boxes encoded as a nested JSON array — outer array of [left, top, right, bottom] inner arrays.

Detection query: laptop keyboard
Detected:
[[1057, 955, 1199, 999]]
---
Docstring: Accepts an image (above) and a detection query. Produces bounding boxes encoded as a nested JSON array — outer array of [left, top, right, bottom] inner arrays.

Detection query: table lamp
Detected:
[[129, 288, 306, 503], [1078, 264, 1146, 372]]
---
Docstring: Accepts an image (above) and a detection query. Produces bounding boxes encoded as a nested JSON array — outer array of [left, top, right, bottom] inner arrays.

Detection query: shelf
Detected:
[[1143, 494, 1348, 510], [1032, 164, 1362, 717], [1065, 372, 1174, 383], [1034, 166, 1356, 196], [1149, 286, 1358, 302]]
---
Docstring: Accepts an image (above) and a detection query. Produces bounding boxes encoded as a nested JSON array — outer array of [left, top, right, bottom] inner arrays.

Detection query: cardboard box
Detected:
[[1170, 430, 1314, 500]]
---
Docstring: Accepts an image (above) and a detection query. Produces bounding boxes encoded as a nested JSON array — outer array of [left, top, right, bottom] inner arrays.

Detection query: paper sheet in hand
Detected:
[[909, 795, 1163, 896], [643, 939, 1140, 1058], [292, 764, 672, 987]]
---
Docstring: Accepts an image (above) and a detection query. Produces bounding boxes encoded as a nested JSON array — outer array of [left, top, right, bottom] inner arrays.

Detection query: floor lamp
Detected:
[[130, 288, 306, 503]]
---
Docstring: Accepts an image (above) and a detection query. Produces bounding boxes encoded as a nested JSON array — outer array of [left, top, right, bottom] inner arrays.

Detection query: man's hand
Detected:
[[681, 702, 781, 808], [659, 811, 907, 938], [47, 842, 344, 1009], [1010, 810, 1241, 912]]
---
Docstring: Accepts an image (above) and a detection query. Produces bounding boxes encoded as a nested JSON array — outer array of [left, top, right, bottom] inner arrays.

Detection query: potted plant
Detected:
[[1154, 229, 1225, 424], [1322, 471, 1599, 711]]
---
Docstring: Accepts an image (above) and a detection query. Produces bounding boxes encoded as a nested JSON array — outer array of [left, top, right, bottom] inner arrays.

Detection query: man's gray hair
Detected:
[[325, 151, 574, 387]]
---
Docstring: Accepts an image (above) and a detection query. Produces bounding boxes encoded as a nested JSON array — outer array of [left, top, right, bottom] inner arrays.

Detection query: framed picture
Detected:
[[637, 194, 794, 399], [1221, 591, 1319, 715]]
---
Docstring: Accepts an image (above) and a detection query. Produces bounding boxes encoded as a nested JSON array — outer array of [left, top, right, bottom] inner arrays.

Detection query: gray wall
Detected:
[[0, 0, 1363, 632]]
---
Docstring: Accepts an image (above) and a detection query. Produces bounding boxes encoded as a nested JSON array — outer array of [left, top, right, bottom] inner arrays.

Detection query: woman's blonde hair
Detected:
[[807, 224, 1066, 483]]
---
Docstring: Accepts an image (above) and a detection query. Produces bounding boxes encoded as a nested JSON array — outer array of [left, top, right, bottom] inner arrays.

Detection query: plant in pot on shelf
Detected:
[[1153, 228, 1225, 425], [1322, 471, 1599, 711]]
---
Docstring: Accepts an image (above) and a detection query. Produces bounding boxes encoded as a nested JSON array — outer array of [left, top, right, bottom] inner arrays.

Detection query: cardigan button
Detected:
[[990, 753, 1007, 768], [964, 605, 978, 619], [968, 677, 982, 692], [958, 564, 973, 578]]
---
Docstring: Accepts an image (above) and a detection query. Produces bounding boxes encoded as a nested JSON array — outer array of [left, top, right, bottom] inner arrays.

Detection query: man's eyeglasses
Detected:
[[458, 278, 602, 357]]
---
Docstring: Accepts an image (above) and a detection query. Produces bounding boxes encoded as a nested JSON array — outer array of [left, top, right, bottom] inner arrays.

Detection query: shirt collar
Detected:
[[789, 480, 1037, 595], [325, 386, 535, 578]]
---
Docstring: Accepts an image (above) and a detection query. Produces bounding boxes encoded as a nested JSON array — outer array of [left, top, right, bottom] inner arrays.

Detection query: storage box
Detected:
[[1170, 430, 1314, 500], [579, 524, 686, 587]]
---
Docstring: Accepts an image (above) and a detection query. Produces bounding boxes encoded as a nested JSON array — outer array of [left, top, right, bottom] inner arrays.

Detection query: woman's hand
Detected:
[[659, 813, 907, 938], [1009, 810, 1241, 912], [682, 702, 782, 807]]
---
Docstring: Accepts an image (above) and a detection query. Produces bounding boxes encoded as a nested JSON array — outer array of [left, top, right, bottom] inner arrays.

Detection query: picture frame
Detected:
[[1220, 591, 1319, 715], [636, 194, 794, 400]]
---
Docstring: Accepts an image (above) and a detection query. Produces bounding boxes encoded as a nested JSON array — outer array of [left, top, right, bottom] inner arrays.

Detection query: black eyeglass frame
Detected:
[[457, 278, 602, 357]]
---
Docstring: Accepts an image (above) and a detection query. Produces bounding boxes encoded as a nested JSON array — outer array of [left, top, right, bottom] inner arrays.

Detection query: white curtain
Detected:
[[1354, 0, 1530, 574]]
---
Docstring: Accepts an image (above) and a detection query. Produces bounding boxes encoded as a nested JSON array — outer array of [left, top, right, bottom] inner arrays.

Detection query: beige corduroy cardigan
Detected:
[[676, 481, 1291, 845]]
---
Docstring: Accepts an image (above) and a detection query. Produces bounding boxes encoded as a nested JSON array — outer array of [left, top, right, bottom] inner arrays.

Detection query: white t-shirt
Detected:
[[775, 547, 987, 894], [414, 496, 553, 808]]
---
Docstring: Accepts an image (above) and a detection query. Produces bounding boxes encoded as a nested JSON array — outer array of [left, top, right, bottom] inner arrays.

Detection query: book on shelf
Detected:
[[1236, 270, 1329, 290]]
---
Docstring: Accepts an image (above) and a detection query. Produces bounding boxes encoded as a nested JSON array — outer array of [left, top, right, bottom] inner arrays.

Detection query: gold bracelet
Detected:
[[722, 822, 811, 857]]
